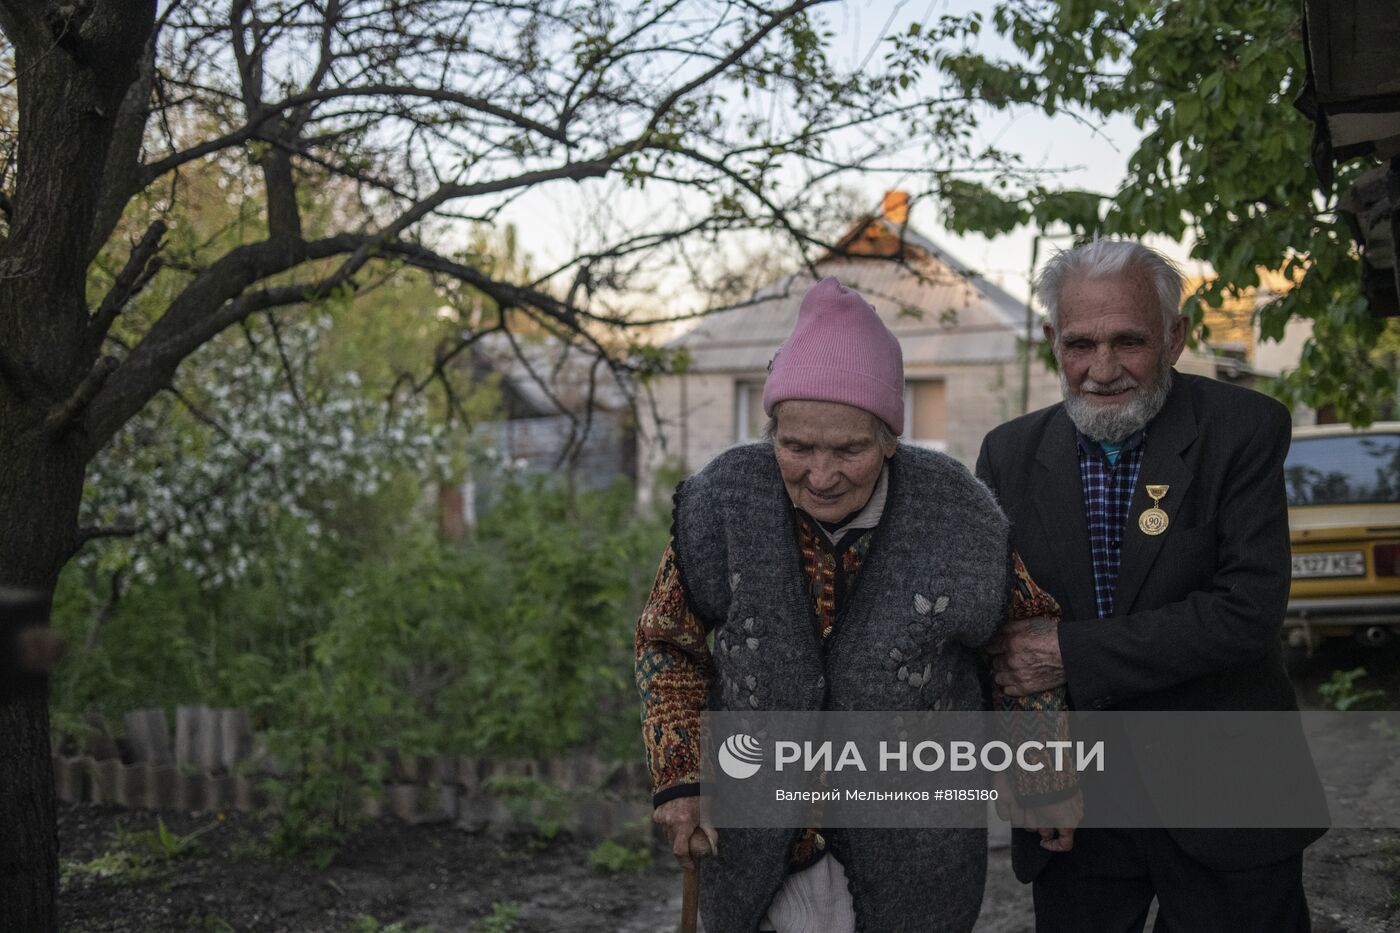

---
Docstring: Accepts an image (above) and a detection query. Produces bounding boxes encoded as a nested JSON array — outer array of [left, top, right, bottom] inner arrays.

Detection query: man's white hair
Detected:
[[1036, 238, 1185, 334]]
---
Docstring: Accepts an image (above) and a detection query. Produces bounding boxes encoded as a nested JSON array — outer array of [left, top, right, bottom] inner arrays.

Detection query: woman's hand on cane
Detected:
[[654, 796, 718, 870]]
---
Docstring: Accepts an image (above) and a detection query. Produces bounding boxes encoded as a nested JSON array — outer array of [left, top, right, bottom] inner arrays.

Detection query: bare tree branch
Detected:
[[264, 311, 310, 418], [89, 220, 168, 349], [642, 0, 826, 138], [46, 355, 118, 436], [141, 79, 573, 184], [88, 30, 159, 262], [73, 524, 140, 547]]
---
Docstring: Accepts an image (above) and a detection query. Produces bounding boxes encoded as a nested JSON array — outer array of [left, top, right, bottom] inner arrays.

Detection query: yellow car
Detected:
[[1284, 422, 1400, 654]]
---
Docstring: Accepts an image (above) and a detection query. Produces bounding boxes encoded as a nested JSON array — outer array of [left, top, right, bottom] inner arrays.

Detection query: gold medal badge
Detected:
[[1138, 484, 1170, 535]]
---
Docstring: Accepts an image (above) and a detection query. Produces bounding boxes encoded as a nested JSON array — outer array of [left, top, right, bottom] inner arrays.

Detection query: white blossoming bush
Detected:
[[78, 314, 449, 589]]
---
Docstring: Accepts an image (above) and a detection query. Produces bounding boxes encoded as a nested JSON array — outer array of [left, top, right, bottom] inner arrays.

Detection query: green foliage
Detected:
[[60, 815, 217, 889], [53, 476, 668, 858], [588, 838, 653, 874], [937, 179, 1029, 236], [630, 344, 691, 382], [458, 479, 664, 759], [476, 902, 521, 933], [115, 816, 217, 862], [59, 850, 153, 886], [1319, 667, 1388, 712], [480, 775, 572, 840], [934, 1, 1386, 422]]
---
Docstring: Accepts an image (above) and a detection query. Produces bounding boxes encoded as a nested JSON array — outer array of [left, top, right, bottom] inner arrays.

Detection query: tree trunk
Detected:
[[0, 695, 59, 931], [0, 3, 157, 927], [0, 431, 86, 932]]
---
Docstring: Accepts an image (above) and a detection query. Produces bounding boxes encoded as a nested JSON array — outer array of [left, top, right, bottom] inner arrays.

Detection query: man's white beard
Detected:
[[1061, 356, 1173, 443]]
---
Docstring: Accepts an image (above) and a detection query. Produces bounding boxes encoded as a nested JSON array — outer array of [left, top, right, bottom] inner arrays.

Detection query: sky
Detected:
[[481, 0, 1201, 318], [820, 0, 1204, 292]]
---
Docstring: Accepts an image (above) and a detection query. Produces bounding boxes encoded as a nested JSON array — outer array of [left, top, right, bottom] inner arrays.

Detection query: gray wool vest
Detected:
[[672, 443, 1011, 933]]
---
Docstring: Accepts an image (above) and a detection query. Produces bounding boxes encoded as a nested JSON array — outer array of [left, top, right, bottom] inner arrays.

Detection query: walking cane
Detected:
[[680, 827, 713, 933]]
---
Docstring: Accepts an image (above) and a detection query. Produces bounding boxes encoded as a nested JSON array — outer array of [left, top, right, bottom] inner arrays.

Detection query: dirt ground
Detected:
[[58, 642, 1400, 932], [54, 803, 1400, 933]]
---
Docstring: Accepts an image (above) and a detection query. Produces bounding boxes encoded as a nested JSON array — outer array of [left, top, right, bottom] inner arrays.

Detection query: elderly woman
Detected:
[[635, 277, 1022, 932]]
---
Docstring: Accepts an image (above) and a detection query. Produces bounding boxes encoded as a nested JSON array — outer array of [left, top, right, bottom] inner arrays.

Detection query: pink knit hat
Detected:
[[763, 277, 905, 435]]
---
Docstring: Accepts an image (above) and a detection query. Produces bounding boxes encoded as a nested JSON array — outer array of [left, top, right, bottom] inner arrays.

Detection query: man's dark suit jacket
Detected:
[[976, 371, 1326, 881]]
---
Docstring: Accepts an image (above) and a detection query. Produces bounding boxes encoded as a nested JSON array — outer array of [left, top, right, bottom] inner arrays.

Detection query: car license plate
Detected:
[[1291, 550, 1365, 578]]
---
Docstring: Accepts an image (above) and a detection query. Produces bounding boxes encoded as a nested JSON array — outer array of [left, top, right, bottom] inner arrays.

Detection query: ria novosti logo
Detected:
[[718, 733, 764, 779], [716, 734, 1105, 779]]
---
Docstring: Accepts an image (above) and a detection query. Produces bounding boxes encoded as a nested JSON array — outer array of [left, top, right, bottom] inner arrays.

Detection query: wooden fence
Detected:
[[53, 705, 652, 841]]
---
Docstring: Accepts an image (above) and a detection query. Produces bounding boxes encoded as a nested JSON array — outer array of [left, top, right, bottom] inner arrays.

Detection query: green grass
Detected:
[[476, 902, 521, 933]]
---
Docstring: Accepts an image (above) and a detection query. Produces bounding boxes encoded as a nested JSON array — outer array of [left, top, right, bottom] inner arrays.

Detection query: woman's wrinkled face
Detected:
[[771, 400, 895, 522]]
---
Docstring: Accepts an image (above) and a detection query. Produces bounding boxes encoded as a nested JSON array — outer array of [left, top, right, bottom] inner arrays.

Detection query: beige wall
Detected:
[[904, 360, 1062, 466], [636, 372, 747, 509], [1252, 316, 1313, 379], [1175, 347, 1222, 378]]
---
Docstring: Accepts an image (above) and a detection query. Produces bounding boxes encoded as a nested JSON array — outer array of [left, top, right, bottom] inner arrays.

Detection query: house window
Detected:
[[735, 380, 767, 441], [904, 379, 947, 448]]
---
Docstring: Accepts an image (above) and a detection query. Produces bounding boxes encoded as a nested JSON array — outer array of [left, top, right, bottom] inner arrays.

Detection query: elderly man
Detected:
[[978, 239, 1325, 932], [635, 277, 1012, 932]]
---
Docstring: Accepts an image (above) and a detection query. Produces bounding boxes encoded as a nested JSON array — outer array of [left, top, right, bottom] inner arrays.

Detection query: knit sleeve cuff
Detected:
[[1013, 782, 1080, 808], [653, 783, 701, 809]]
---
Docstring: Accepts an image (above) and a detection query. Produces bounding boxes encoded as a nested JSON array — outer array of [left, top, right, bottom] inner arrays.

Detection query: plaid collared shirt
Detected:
[[1077, 431, 1146, 619]]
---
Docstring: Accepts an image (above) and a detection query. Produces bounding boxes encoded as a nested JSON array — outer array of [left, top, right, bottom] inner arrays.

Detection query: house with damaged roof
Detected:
[[635, 192, 1074, 506]]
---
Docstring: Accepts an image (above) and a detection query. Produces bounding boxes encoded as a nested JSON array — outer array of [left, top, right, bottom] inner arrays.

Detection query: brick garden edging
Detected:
[[54, 706, 653, 841]]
